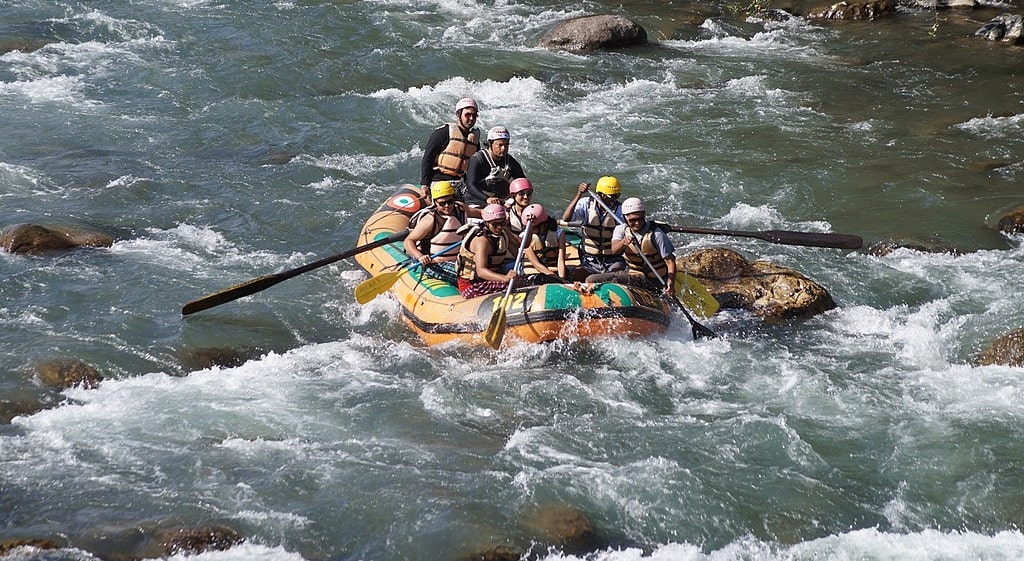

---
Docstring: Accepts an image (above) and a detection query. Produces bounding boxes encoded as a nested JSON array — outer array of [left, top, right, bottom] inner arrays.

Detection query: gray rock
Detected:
[[538, 15, 647, 53], [1, 223, 113, 254], [975, 14, 1024, 43]]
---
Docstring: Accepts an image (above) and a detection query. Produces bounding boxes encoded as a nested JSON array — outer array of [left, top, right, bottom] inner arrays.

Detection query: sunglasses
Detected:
[[515, 190, 533, 197], [626, 217, 643, 225], [434, 198, 455, 206], [462, 112, 478, 118]]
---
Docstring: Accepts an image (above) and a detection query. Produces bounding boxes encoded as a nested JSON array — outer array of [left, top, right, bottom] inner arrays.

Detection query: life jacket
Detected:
[[507, 203, 528, 235], [480, 150, 512, 198], [623, 224, 669, 281], [581, 199, 619, 257], [434, 123, 480, 178], [408, 206, 466, 262], [457, 227, 510, 282], [523, 219, 560, 274]]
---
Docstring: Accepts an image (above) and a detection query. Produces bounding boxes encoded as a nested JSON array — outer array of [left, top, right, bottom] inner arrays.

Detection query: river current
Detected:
[[3, 0, 1024, 560]]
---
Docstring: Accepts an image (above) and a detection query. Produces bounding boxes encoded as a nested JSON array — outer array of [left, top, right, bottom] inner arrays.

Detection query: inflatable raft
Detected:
[[354, 185, 671, 348]]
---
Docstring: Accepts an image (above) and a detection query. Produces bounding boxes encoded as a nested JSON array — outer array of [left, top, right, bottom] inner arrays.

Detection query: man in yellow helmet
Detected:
[[405, 181, 482, 285], [419, 98, 481, 197], [561, 176, 627, 280]]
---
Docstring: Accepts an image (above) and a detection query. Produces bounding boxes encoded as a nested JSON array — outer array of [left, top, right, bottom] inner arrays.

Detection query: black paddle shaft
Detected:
[[182, 230, 409, 315], [667, 225, 862, 249]]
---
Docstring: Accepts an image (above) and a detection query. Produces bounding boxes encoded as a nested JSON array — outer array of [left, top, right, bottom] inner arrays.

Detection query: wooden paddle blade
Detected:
[[182, 274, 283, 315], [354, 270, 406, 304], [675, 271, 719, 318], [483, 304, 508, 350]]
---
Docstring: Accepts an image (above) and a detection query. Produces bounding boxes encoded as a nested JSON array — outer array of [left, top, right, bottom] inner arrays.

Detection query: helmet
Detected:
[[522, 204, 548, 223], [430, 181, 456, 200], [486, 126, 510, 142], [621, 197, 644, 215], [455, 97, 478, 113], [482, 203, 507, 222], [595, 176, 621, 195], [508, 178, 533, 194]]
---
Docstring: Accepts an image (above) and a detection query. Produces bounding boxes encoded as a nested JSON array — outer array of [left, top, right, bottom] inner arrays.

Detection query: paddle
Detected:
[[589, 193, 717, 340], [354, 239, 464, 304], [483, 218, 534, 350], [666, 225, 862, 249], [181, 230, 409, 316], [675, 270, 719, 318]]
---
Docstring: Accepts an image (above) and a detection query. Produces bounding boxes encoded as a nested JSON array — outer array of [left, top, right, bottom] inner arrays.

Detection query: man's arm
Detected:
[[420, 126, 447, 188]]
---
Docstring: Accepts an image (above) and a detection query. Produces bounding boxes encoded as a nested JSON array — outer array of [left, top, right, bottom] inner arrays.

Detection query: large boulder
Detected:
[[538, 15, 647, 53], [678, 247, 836, 320], [807, 0, 897, 19], [1, 223, 113, 254], [974, 328, 1024, 367]]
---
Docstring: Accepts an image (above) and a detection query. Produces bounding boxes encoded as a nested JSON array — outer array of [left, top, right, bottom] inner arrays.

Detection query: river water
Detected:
[[3, 0, 1024, 560]]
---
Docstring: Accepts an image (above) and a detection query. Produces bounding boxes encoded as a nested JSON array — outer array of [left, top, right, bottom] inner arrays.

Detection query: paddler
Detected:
[[462, 125, 526, 207], [504, 177, 536, 235], [520, 203, 567, 282], [585, 197, 676, 296], [404, 181, 482, 285], [561, 176, 627, 280], [456, 203, 522, 298]]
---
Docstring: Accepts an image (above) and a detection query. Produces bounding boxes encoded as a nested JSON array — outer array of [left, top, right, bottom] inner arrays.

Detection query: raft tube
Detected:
[[354, 185, 671, 348]]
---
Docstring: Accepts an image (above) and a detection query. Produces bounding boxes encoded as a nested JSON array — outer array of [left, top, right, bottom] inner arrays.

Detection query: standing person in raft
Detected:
[[457, 204, 522, 298], [561, 175, 627, 280], [585, 197, 677, 296], [420, 97, 481, 198], [462, 126, 526, 207], [404, 181, 483, 286]]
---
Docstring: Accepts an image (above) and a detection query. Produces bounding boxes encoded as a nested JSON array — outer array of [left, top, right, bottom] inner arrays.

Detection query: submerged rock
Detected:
[[35, 359, 103, 389], [1, 223, 113, 254], [867, 237, 961, 256], [154, 525, 244, 556], [178, 347, 254, 372], [538, 15, 647, 53], [974, 328, 1024, 367], [522, 504, 600, 554], [678, 247, 836, 320], [0, 538, 62, 555], [997, 205, 1024, 235], [807, 0, 897, 19]]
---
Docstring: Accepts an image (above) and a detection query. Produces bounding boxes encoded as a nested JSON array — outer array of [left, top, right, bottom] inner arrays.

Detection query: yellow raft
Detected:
[[354, 185, 671, 348]]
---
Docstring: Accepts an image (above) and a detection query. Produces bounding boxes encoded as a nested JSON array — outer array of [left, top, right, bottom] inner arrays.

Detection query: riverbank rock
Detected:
[[538, 15, 647, 53], [35, 359, 103, 389], [975, 14, 1024, 43], [997, 205, 1024, 235], [1, 223, 113, 254], [808, 0, 896, 19], [974, 328, 1024, 366], [678, 247, 836, 320]]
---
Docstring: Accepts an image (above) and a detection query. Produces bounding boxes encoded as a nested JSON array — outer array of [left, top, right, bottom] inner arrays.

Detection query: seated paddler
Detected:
[[584, 197, 676, 296], [404, 181, 482, 286], [456, 203, 523, 298]]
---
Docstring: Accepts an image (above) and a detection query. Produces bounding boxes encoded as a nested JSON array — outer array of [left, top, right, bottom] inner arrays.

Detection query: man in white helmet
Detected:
[[420, 97, 481, 197], [585, 197, 676, 295], [463, 125, 526, 207]]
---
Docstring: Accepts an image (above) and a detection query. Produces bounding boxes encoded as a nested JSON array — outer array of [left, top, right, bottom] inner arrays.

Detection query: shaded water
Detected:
[[3, 0, 1024, 559]]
